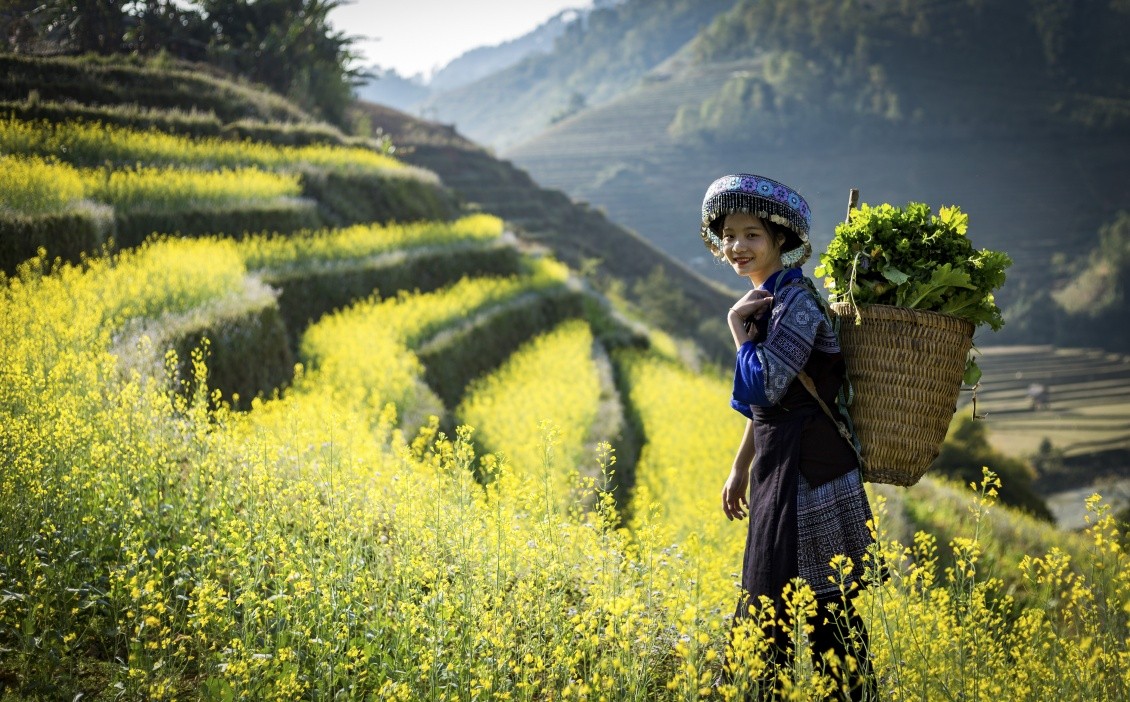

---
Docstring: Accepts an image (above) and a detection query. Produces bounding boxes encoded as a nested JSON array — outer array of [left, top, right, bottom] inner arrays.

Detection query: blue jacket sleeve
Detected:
[[731, 340, 770, 418]]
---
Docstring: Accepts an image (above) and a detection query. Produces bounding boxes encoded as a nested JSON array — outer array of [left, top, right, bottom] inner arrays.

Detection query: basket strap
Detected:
[[784, 277, 855, 406], [796, 369, 868, 473]]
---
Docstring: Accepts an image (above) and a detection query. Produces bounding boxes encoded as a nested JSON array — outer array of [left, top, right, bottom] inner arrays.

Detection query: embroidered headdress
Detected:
[[700, 173, 812, 268]]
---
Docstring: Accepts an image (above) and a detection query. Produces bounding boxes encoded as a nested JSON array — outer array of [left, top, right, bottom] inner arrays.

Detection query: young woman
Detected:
[[701, 174, 876, 700]]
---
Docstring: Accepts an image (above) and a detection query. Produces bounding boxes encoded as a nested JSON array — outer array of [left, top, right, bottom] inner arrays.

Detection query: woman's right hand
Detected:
[[722, 464, 750, 521], [729, 289, 773, 322]]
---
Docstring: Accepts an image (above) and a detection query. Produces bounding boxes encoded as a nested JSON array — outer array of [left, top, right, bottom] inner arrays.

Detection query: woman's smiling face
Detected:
[[720, 212, 783, 284]]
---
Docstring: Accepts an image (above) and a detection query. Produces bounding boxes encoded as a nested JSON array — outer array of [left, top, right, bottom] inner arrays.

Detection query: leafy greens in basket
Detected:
[[815, 202, 1011, 331]]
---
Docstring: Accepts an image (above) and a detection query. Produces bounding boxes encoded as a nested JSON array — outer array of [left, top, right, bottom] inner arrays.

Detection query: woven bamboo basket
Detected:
[[830, 302, 975, 486]]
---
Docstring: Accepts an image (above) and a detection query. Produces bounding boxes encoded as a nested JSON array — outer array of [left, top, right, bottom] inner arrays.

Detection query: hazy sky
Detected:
[[330, 0, 591, 78]]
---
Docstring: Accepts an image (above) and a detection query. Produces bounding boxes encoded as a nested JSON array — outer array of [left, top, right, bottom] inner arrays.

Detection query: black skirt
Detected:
[[734, 353, 874, 620]]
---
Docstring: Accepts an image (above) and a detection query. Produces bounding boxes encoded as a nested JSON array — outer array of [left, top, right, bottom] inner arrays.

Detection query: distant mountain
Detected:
[[428, 8, 581, 93], [353, 4, 596, 116], [493, 0, 1130, 350], [353, 67, 430, 113], [422, 0, 733, 150]]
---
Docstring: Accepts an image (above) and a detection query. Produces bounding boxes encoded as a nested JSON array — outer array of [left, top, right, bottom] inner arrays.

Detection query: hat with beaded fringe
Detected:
[[700, 173, 812, 268]]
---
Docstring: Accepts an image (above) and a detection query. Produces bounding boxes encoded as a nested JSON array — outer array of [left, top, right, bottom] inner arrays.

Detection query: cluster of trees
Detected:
[[1, 0, 362, 123], [692, 0, 1125, 78], [675, 0, 1130, 144], [545, 0, 730, 106]]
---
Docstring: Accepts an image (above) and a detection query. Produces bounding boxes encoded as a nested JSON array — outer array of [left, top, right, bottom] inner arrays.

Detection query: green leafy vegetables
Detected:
[[815, 202, 1011, 331]]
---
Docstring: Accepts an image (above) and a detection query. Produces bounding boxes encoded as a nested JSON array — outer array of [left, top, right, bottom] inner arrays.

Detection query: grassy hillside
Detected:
[[423, 0, 732, 150], [505, 55, 1120, 294], [685, 0, 1130, 136], [1, 53, 1128, 700], [1, 54, 312, 125]]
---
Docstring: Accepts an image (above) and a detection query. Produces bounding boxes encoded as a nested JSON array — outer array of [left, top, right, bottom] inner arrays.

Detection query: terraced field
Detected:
[[354, 99, 737, 359], [961, 344, 1130, 528], [967, 345, 1130, 458]]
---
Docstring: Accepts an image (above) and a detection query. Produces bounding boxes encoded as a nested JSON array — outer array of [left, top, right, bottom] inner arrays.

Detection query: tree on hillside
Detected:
[[198, 0, 363, 123], [5, 0, 363, 124], [126, 0, 211, 61], [19, 0, 128, 54]]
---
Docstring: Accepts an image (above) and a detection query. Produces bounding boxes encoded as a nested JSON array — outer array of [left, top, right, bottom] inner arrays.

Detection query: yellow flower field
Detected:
[[0, 154, 300, 215], [0, 236, 1128, 699], [457, 319, 602, 502], [0, 116, 404, 174], [0, 154, 86, 215], [0, 173, 1126, 699], [239, 213, 505, 272], [616, 349, 749, 610], [84, 163, 301, 211]]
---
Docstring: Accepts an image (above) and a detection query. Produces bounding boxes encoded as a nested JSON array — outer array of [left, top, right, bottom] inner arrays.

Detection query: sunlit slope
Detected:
[[0, 112, 452, 269], [504, 56, 1108, 297]]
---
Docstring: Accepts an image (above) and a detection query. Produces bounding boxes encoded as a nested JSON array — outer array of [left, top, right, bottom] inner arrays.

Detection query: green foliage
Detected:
[[22, 0, 131, 55], [197, 0, 363, 124], [2, 97, 228, 139], [815, 202, 1011, 331], [629, 265, 697, 338], [550, 91, 587, 124], [999, 212, 1130, 351], [670, 48, 901, 144], [932, 412, 1053, 522], [0, 116, 401, 174], [267, 245, 524, 352], [0, 95, 355, 148], [0, 54, 311, 125], [680, 0, 1130, 141], [1029, 437, 1070, 489], [1051, 210, 1130, 317], [170, 302, 294, 411], [114, 200, 321, 247], [6, 1, 361, 124], [297, 169, 455, 228], [0, 205, 114, 273]]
